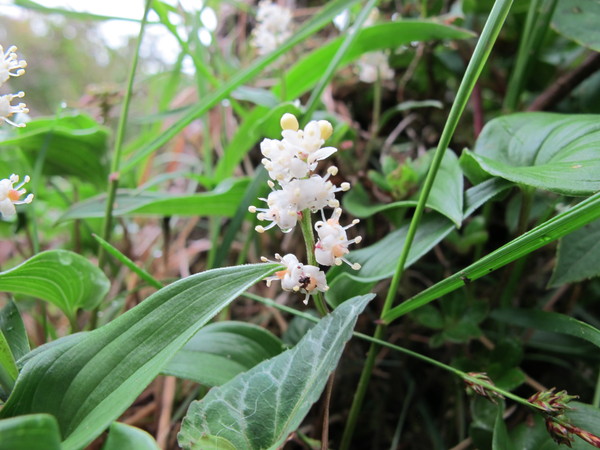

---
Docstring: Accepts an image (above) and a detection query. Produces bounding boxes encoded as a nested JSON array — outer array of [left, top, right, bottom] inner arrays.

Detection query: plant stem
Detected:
[[91, 0, 151, 329], [299, 210, 328, 317], [339, 1, 515, 447]]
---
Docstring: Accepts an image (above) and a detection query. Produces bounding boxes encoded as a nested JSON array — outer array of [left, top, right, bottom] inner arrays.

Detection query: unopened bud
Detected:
[[318, 120, 333, 140], [280, 113, 299, 131]]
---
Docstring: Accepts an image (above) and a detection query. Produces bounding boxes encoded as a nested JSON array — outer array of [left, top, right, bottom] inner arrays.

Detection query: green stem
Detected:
[[97, 0, 151, 269], [92, 0, 151, 329], [340, 1, 514, 447], [299, 210, 328, 317]]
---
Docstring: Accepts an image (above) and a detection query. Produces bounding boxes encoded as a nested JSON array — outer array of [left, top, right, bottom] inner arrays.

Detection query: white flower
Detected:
[[0, 45, 27, 85], [0, 92, 29, 127], [252, 1, 293, 55], [250, 169, 350, 233], [315, 207, 362, 269], [261, 114, 336, 184], [356, 51, 394, 83], [262, 253, 329, 304], [0, 174, 34, 217]]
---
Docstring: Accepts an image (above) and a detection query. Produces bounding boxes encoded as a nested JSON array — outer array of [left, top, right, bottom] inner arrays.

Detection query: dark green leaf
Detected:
[[491, 308, 600, 350], [552, 0, 600, 51], [0, 250, 110, 319], [0, 300, 29, 362], [0, 114, 109, 187], [493, 404, 513, 450], [178, 294, 373, 450], [101, 422, 160, 450], [0, 414, 62, 450], [161, 321, 285, 386], [549, 219, 600, 287], [461, 113, 600, 195], [0, 330, 17, 393], [0, 263, 280, 450]]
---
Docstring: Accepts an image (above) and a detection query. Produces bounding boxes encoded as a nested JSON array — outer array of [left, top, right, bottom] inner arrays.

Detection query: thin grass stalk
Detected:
[[340, 1, 514, 447], [97, 0, 151, 270]]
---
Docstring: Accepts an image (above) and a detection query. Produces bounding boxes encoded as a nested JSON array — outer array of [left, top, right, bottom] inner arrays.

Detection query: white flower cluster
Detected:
[[250, 113, 361, 304], [0, 44, 28, 127], [0, 174, 34, 217], [356, 51, 395, 84], [251, 1, 293, 56]]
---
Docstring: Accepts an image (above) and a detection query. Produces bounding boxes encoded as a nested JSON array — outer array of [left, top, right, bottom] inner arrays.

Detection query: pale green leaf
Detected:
[[0, 250, 110, 318], [178, 294, 373, 450], [162, 321, 285, 387], [0, 263, 280, 450], [0, 299, 29, 362], [461, 113, 600, 195]]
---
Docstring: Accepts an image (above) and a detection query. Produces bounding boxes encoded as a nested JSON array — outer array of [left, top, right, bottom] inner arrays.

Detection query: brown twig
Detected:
[[527, 52, 600, 111], [320, 372, 336, 450], [157, 376, 177, 448]]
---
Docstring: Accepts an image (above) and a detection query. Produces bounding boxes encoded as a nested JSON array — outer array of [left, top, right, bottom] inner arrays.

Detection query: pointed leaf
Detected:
[[0, 263, 280, 450], [549, 219, 600, 287], [178, 294, 373, 450], [0, 414, 62, 450], [161, 321, 285, 387], [0, 330, 17, 393], [59, 178, 249, 221], [101, 422, 160, 450], [461, 113, 600, 195], [491, 308, 600, 350], [493, 404, 513, 450], [0, 250, 110, 318]]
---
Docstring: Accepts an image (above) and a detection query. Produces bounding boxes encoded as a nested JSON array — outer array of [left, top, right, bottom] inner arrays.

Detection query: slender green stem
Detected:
[[340, 2, 514, 447], [92, 0, 151, 329], [299, 210, 328, 317], [593, 368, 600, 408], [97, 0, 151, 269]]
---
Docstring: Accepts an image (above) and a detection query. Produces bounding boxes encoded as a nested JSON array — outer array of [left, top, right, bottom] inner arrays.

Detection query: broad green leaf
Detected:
[[214, 21, 474, 182], [0, 113, 109, 187], [161, 321, 285, 387], [102, 422, 160, 450], [0, 299, 29, 362], [178, 294, 373, 450], [383, 190, 600, 323], [59, 178, 249, 221], [344, 150, 463, 226], [493, 404, 512, 450], [461, 113, 600, 195], [0, 330, 17, 393], [0, 263, 280, 450], [549, 219, 600, 287], [491, 308, 600, 350], [0, 414, 62, 450], [326, 178, 510, 306], [0, 250, 110, 319], [552, 0, 600, 51]]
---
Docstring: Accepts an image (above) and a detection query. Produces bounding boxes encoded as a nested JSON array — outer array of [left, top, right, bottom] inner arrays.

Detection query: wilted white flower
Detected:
[[252, 1, 293, 55], [0, 45, 27, 85], [0, 92, 29, 127], [315, 207, 361, 269], [0, 174, 34, 217], [356, 51, 394, 83], [262, 253, 329, 304]]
